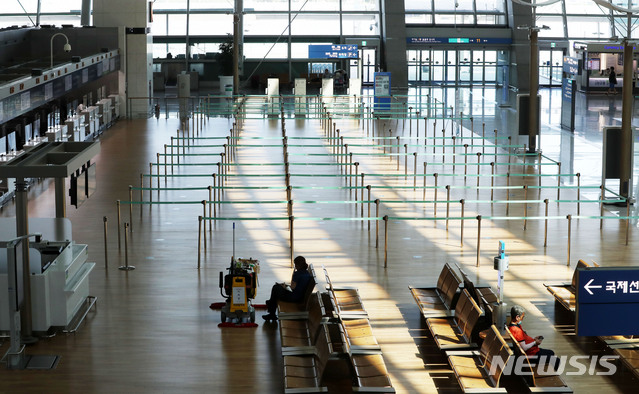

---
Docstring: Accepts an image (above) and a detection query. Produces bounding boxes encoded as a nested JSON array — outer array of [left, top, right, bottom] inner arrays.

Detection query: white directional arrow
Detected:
[[584, 279, 603, 295]]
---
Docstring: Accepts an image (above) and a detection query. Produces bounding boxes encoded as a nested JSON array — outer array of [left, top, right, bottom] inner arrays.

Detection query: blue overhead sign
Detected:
[[308, 45, 358, 59], [576, 267, 639, 336], [407, 37, 512, 45], [577, 269, 639, 302], [563, 56, 579, 75]]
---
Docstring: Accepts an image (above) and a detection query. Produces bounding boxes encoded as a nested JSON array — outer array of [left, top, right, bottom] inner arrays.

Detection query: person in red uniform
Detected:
[[508, 305, 560, 370]]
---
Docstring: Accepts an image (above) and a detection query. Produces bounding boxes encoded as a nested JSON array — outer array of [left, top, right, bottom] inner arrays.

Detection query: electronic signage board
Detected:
[[308, 45, 358, 59], [407, 37, 512, 45], [576, 267, 639, 336]]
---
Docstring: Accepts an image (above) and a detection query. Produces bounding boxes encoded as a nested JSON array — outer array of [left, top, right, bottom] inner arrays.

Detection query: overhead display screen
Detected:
[[308, 44, 358, 59], [407, 37, 512, 45]]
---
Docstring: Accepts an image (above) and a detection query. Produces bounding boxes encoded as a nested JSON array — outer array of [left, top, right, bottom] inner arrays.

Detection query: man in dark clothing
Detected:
[[608, 67, 617, 94], [263, 256, 312, 321]]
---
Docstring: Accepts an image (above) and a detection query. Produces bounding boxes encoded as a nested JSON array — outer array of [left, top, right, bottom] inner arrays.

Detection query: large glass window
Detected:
[[189, 14, 233, 35], [342, 14, 380, 36], [405, 0, 432, 12], [567, 16, 611, 39], [406, 0, 506, 26], [537, 16, 564, 38], [244, 13, 290, 35], [291, 14, 340, 35], [564, 0, 605, 14], [150, 0, 382, 66], [342, 0, 379, 12], [291, 0, 340, 12], [244, 42, 288, 59], [435, 0, 474, 12], [244, 0, 288, 11]]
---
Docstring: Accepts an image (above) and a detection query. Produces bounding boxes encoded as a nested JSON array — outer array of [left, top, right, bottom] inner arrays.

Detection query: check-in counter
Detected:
[[45, 124, 68, 142], [0, 218, 95, 332], [23, 136, 46, 151], [65, 115, 87, 141], [81, 106, 100, 139], [97, 99, 112, 126], [108, 94, 120, 119]]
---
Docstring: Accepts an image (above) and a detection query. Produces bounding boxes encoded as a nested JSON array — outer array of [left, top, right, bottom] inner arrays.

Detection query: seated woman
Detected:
[[263, 256, 312, 322], [508, 305, 560, 370]]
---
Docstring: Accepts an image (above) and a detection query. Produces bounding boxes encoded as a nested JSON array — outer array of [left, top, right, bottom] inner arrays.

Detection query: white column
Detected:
[[93, 0, 153, 119]]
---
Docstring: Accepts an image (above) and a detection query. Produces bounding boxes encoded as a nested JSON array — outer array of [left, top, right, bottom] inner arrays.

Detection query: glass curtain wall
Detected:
[[405, 0, 507, 26], [0, 1, 83, 28], [405, 1, 507, 86], [152, 0, 381, 63]]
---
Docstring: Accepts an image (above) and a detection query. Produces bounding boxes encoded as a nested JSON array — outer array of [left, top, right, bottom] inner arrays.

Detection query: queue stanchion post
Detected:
[[117, 200, 121, 250], [577, 173, 581, 215], [446, 185, 451, 230], [434, 173, 439, 219], [103, 216, 108, 269], [506, 173, 510, 215], [557, 162, 562, 200], [566, 214, 572, 267], [544, 199, 549, 247], [524, 185, 528, 230], [482, 123, 486, 154], [375, 199, 380, 248], [197, 216, 202, 269], [626, 200, 630, 246], [289, 216, 294, 268], [119, 223, 135, 271], [354, 163, 359, 200], [452, 136, 457, 173], [413, 153, 418, 190], [490, 162, 495, 201], [156, 153, 160, 197], [128, 185, 133, 232], [476, 153, 482, 187], [361, 173, 365, 217], [460, 199, 465, 247], [367, 185, 372, 230], [164, 145, 168, 186], [170, 137, 174, 174], [208, 186, 213, 232], [464, 144, 469, 176], [201, 201, 207, 239], [383, 215, 389, 268], [147, 165, 153, 207], [404, 143, 408, 178], [476, 215, 482, 267], [600, 185, 604, 230], [423, 162, 428, 201]]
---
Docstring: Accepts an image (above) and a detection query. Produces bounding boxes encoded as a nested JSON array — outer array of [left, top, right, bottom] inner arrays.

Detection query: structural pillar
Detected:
[[15, 178, 34, 342], [620, 40, 633, 200], [528, 29, 539, 153], [55, 177, 67, 218]]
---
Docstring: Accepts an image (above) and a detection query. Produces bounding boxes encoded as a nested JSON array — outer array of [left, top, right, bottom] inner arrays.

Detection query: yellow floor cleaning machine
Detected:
[[218, 224, 259, 324]]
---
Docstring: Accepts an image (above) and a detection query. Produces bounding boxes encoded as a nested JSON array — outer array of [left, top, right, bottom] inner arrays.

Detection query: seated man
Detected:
[[263, 256, 312, 322], [508, 305, 560, 370]]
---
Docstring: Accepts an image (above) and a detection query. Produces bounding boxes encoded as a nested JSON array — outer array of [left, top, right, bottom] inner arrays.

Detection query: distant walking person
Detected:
[[608, 67, 617, 95]]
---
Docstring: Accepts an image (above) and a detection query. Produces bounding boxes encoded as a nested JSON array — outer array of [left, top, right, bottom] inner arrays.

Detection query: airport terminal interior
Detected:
[[2, 1, 639, 393]]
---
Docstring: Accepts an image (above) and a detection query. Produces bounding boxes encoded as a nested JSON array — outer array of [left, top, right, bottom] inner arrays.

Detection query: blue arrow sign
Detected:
[[577, 268, 639, 304], [576, 268, 639, 336]]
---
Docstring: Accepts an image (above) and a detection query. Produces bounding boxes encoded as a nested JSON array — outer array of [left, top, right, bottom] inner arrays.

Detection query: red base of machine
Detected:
[[217, 322, 259, 328], [209, 302, 267, 310]]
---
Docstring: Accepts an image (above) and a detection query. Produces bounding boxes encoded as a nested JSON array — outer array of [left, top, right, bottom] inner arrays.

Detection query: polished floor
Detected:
[[0, 87, 638, 393]]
